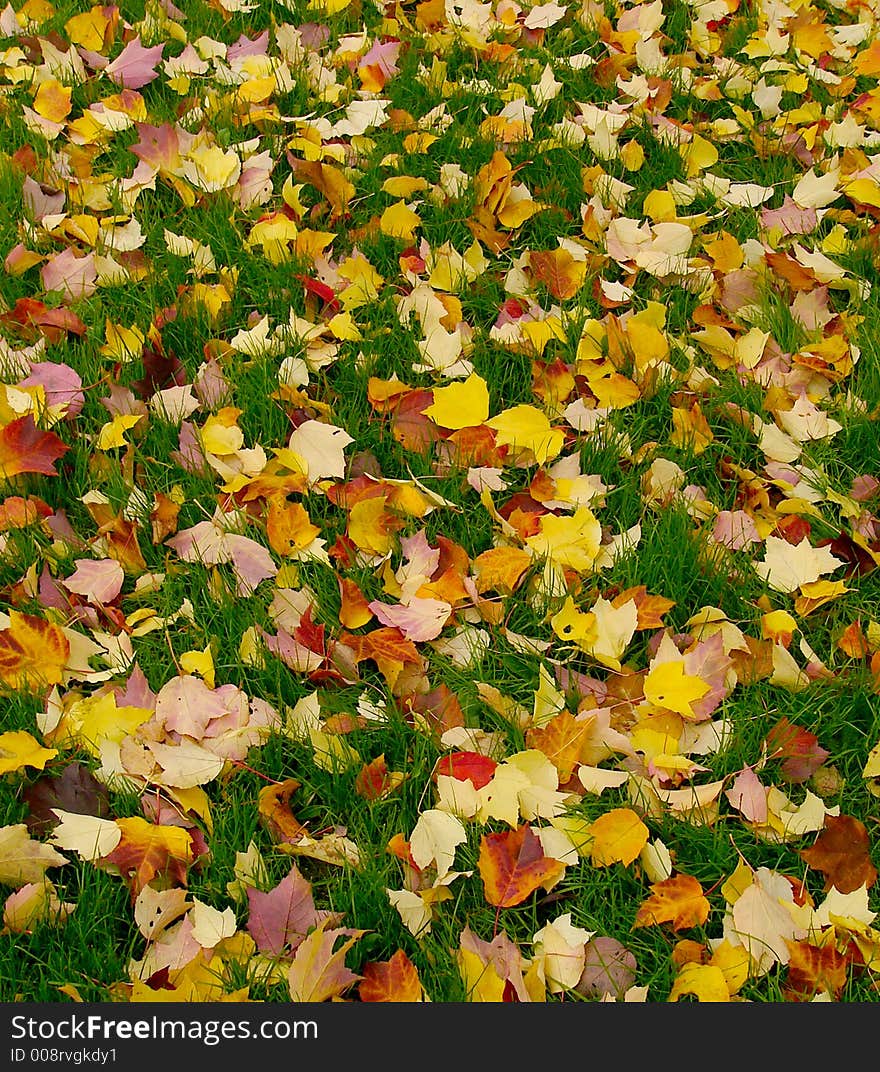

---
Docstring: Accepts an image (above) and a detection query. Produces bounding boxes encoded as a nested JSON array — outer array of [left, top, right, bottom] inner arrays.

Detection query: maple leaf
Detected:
[[755, 535, 845, 594], [286, 919, 365, 1001], [668, 963, 730, 1002], [478, 824, 565, 907], [765, 717, 830, 783], [0, 415, 69, 481], [105, 36, 164, 89], [435, 751, 498, 790], [3, 879, 75, 932], [409, 808, 467, 881], [102, 817, 194, 898], [23, 762, 111, 836], [577, 936, 638, 1000], [48, 811, 123, 862], [784, 940, 849, 1000], [246, 863, 333, 956], [0, 730, 57, 775], [634, 874, 711, 931], [423, 372, 491, 430], [354, 755, 406, 801], [472, 546, 533, 594], [258, 778, 308, 846], [359, 949, 426, 1001], [800, 815, 878, 894], [528, 248, 587, 301], [0, 610, 70, 690], [458, 925, 539, 1002], [525, 710, 590, 783]]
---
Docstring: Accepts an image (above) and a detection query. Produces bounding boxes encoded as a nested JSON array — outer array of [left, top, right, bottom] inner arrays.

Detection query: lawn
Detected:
[[0, 0, 879, 1005]]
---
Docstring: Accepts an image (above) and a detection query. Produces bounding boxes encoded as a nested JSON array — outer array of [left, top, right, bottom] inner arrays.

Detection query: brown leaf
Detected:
[[528, 248, 586, 301], [800, 814, 878, 893], [23, 762, 111, 836], [478, 824, 565, 908]]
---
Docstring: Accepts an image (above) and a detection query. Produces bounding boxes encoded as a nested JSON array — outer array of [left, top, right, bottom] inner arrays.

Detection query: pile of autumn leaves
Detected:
[[0, 0, 880, 1003]]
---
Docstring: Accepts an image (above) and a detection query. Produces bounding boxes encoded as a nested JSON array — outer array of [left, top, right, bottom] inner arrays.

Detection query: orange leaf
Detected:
[[102, 817, 193, 898], [799, 814, 878, 893], [358, 949, 425, 1001], [612, 586, 676, 629], [525, 710, 590, 783], [472, 546, 533, 594], [478, 824, 565, 908], [587, 808, 650, 867], [290, 159, 355, 219], [528, 249, 586, 301], [0, 415, 69, 481], [266, 496, 320, 556], [338, 577, 374, 630], [634, 874, 711, 931], [0, 610, 70, 690], [784, 939, 849, 999], [341, 626, 422, 689], [354, 755, 405, 801], [258, 778, 308, 845]]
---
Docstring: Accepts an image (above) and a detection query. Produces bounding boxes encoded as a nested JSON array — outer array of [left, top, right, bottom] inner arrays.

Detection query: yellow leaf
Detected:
[[247, 212, 299, 265], [380, 200, 422, 242], [0, 611, 70, 690], [423, 373, 490, 430], [200, 409, 244, 456], [525, 507, 603, 573], [550, 596, 595, 644], [681, 133, 718, 178], [65, 7, 111, 50], [52, 693, 152, 756], [179, 646, 215, 689], [643, 660, 710, 718], [457, 946, 506, 1001], [0, 730, 57, 774], [486, 405, 563, 465], [382, 176, 429, 198], [99, 321, 145, 363], [587, 808, 649, 867], [349, 496, 396, 555], [32, 79, 72, 124], [709, 939, 750, 995], [668, 963, 730, 1002]]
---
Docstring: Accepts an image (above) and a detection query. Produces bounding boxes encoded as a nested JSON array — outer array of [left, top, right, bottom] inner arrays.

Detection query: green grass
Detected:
[[0, 0, 878, 1009]]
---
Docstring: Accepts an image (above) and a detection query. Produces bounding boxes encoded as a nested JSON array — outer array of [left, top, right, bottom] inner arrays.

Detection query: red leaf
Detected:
[[435, 751, 498, 790], [764, 717, 829, 783], [0, 416, 69, 480]]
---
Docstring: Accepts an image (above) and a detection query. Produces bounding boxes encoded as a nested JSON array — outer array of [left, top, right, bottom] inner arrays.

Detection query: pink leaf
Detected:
[[725, 766, 768, 823], [41, 249, 97, 302], [63, 559, 124, 605], [105, 37, 165, 89], [225, 533, 277, 595], [367, 597, 452, 642], [246, 864, 331, 956], [155, 675, 231, 739], [713, 509, 760, 551], [19, 361, 84, 419]]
